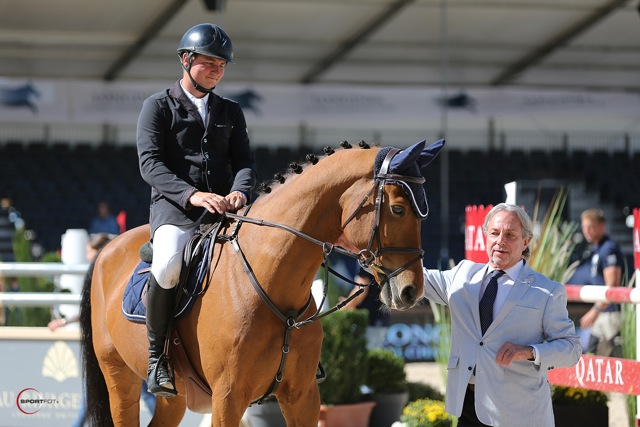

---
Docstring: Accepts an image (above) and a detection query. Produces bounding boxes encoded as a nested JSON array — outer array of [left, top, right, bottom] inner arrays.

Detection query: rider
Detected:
[[137, 23, 257, 397]]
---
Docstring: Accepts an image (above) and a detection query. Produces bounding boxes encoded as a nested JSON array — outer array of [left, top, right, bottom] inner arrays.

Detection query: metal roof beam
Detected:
[[104, 0, 189, 81], [300, 0, 415, 84], [491, 0, 627, 86]]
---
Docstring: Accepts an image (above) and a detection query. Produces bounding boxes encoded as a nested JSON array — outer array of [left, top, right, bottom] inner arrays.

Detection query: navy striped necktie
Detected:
[[479, 270, 505, 334]]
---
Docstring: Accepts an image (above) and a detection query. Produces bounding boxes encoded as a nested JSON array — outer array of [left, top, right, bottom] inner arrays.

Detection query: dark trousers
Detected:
[[458, 385, 491, 427]]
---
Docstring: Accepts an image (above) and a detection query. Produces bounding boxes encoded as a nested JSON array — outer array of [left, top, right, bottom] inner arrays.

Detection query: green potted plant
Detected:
[[365, 348, 409, 427], [551, 385, 608, 425], [319, 309, 375, 427]]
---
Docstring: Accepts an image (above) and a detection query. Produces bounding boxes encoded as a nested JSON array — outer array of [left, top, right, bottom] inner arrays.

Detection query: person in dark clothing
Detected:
[[343, 268, 391, 327], [136, 23, 257, 397], [575, 209, 624, 357], [88, 201, 120, 236], [0, 197, 23, 262]]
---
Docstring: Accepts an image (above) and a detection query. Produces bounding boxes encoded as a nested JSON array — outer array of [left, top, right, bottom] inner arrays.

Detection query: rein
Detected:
[[216, 149, 426, 403]]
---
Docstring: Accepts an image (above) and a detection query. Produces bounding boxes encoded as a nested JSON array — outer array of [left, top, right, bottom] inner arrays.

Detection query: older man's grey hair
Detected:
[[482, 203, 534, 260]]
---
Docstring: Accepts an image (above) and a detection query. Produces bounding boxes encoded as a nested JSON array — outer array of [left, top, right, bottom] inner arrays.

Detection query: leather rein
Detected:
[[218, 148, 425, 403]]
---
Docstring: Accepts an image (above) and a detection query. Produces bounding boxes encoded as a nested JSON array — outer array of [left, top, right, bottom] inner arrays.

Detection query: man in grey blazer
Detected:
[[423, 203, 581, 426]]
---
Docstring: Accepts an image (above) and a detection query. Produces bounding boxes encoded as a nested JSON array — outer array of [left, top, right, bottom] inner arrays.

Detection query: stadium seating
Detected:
[[0, 141, 637, 267]]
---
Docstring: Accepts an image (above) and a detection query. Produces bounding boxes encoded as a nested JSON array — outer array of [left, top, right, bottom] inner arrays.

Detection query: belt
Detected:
[[467, 383, 475, 392]]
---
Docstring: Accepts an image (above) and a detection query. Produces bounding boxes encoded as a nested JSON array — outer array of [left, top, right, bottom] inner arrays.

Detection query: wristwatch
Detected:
[[528, 346, 536, 361]]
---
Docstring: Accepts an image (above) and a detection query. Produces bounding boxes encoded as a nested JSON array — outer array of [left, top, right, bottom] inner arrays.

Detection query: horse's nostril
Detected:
[[400, 285, 417, 305]]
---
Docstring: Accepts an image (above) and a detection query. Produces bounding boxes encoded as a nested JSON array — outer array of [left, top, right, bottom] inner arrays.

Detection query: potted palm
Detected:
[[319, 309, 375, 427], [365, 348, 409, 427]]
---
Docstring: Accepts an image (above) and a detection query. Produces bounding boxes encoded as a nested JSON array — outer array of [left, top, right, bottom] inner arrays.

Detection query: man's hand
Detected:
[[190, 191, 232, 214], [225, 191, 247, 211], [580, 307, 599, 329], [496, 342, 535, 367]]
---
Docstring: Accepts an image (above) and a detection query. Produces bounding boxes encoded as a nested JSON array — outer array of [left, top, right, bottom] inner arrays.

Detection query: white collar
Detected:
[[180, 80, 209, 106]]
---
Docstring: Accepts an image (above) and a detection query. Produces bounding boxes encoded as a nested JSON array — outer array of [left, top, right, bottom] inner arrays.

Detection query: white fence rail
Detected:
[[0, 262, 88, 306]]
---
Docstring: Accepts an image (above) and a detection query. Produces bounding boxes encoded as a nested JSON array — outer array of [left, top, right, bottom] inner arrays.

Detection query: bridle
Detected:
[[340, 147, 425, 289], [220, 147, 425, 402]]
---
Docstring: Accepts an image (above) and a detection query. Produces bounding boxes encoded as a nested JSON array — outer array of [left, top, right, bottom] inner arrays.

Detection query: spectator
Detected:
[[0, 197, 24, 261], [575, 208, 624, 357], [88, 201, 120, 236], [342, 267, 391, 350], [342, 268, 390, 327]]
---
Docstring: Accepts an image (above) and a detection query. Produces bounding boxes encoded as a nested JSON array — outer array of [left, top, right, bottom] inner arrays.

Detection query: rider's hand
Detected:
[[189, 191, 232, 214], [225, 191, 247, 212]]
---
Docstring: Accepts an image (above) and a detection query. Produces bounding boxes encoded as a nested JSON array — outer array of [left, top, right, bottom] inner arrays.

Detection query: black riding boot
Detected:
[[146, 275, 178, 397]]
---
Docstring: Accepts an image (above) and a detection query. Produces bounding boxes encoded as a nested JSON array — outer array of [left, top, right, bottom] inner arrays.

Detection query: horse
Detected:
[[79, 138, 444, 427], [0, 82, 40, 113]]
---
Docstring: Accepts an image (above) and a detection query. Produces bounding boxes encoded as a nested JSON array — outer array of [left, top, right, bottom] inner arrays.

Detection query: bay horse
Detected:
[[80, 138, 444, 426]]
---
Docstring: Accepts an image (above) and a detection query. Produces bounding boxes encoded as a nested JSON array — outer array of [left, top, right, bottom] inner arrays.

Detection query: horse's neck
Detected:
[[241, 149, 376, 301], [255, 149, 374, 242]]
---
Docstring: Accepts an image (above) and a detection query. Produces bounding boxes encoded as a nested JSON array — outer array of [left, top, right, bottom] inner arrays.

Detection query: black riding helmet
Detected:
[[177, 23, 234, 94]]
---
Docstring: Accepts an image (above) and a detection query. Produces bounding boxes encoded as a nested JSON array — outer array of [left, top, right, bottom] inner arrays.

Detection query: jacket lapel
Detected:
[[468, 266, 489, 335], [170, 81, 207, 129]]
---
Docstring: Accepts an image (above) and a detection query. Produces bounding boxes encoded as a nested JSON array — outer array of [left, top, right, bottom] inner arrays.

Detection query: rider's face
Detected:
[[182, 53, 226, 93]]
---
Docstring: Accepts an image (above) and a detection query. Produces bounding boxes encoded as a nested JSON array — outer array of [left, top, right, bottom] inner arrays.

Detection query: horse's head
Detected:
[[339, 139, 445, 310]]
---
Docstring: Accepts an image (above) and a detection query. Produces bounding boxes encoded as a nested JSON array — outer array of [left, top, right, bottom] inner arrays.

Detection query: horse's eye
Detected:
[[391, 206, 404, 216]]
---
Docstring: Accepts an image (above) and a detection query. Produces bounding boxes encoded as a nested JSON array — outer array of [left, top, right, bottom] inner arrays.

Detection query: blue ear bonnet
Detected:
[[373, 139, 445, 219]]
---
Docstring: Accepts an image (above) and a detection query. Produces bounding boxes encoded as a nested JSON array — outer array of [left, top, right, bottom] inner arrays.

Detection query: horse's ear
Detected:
[[417, 138, 445, 169], [388, 140, 426, 173]]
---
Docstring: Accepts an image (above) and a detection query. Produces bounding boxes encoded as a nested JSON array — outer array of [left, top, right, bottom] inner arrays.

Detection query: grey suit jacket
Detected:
[[423, 260, 581, 427]]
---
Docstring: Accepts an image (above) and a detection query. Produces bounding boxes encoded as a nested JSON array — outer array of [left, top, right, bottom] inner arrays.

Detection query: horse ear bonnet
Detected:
[[373, 139, 445, 220]]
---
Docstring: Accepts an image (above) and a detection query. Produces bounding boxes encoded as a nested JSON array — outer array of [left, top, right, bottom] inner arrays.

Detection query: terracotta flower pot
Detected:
[[319, 401, 376, 427]]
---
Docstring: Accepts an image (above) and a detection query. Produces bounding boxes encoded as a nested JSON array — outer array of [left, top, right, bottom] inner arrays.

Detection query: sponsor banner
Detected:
[[465, 205, 492, 262], [0, 328, 204, 426], [1, 78, 640, 127], [548, 354, 640, 395]]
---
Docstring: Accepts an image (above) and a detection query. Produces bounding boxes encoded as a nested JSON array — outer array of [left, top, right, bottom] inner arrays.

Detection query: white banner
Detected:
[[0, 78, 638, 127]]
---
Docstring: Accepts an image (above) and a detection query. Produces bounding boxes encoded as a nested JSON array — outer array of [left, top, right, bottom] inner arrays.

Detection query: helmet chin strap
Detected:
[[180, 52, 215, 94]]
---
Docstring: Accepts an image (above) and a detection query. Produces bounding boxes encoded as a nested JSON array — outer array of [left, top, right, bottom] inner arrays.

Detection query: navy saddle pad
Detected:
[[121, 238, 212, 323]]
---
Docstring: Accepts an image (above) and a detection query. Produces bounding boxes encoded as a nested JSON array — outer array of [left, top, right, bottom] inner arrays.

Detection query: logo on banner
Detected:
[[42, 341, 80, 382], [227, 88, 263, 115], [0, 82, 40, 114], [16, 388, 58, 414]]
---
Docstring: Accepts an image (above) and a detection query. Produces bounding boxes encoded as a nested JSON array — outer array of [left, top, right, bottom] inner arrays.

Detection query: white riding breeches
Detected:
[[151, 223, 199, 289]]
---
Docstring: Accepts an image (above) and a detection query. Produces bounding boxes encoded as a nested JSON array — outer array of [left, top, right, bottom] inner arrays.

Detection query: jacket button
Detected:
[[479, 342, 484, 346], [468, 366, 473, 371]]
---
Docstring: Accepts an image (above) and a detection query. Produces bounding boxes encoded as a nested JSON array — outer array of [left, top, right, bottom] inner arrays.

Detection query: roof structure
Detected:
[[1, 0, 638, 92]]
